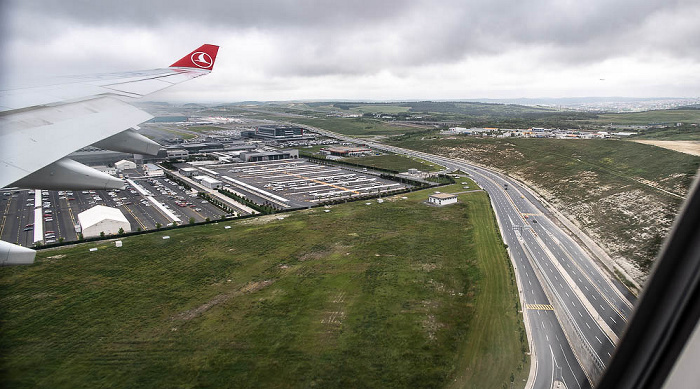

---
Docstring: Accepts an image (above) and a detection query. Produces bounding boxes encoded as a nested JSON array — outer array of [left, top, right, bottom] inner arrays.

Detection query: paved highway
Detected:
[[308, 127, 637, 388]]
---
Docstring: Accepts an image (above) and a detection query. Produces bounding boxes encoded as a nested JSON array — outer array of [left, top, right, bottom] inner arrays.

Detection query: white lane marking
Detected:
[[592, 295, 597, 300], [578, 311, 583, 317], [586, 322, 591, 329], [596, 336, 602, 344], [560, 344, 582, 389], [610, 316, 617, 324]]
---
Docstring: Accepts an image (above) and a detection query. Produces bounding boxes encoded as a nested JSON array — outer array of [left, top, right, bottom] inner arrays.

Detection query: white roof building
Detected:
[[115, 159, 137, 171], [144, 163, 164, 177], [200, 176, 222, 189], [78, 205, 131, 238], [428, 193, 458, 206]]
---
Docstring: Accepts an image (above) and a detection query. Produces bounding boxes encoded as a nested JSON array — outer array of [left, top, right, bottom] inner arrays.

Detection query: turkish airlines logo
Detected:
[[191, 52, 213, 69]]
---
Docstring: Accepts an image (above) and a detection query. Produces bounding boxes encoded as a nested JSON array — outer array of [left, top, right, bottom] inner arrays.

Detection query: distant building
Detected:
[[144, 163, 164, 177], [199, 176, 222, 189], [92, 165, 117, 176], [428, 193, 458, 206], [239, 149, 299, 162], [255, 125, 304, 139], [179, 167, 198, 177], [167, 149, 189, 159], [115, 159, 137, 171], [78, 205, 131, 238]]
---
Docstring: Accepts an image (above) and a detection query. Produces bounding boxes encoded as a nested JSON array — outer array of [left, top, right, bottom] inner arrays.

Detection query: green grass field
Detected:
[[0, 184, 527, 388], [593, 109, 700, 125], [161, 128, 198, 139], [343, 154, 442, 172], [348, 105, 412, 114], [293, 117, 424, 136]]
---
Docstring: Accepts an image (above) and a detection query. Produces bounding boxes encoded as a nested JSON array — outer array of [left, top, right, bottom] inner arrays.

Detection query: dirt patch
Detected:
[[173, 280, 274, 321], [46, 254, 67, 260], [238, 214, 289, 225], [633, 140, 700, 157]]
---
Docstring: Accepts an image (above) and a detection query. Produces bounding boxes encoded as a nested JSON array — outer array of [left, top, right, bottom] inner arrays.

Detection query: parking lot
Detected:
[[1, 175, 227, 247], [207, 159, 408, 207], [1, 159, 410, 247]]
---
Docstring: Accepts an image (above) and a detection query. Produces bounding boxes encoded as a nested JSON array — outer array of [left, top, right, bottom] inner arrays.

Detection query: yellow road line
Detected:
[[67, 205, 79, 239], [0, 196, 13, 235], [526, 304, 554, 310], [123, 205, 147, 230]]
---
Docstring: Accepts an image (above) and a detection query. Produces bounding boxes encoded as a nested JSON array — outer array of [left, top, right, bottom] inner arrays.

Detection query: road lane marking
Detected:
[[526, 304, 554, 310]]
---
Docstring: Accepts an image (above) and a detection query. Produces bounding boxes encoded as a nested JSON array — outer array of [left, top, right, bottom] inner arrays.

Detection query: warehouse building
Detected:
[[78, 205, 131, 238], [428, 193, 458, 206], [144, 163, 164, 177], [92, 165, 117, 176], [167, 149, 189, 159], [179, 167, 199, 177], [199, 176, 222, 189], [239, 149, 299, 162], [115, 159, 137, 171], [255, 125, 304, 139]]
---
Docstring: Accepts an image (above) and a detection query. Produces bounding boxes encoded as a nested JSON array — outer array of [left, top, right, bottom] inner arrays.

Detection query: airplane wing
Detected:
[[0, 43, 219, 190], [0, 44, 218, 265]]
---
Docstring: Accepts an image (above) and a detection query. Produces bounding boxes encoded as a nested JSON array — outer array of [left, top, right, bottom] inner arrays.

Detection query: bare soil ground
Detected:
[[633, 140, 700, 157]]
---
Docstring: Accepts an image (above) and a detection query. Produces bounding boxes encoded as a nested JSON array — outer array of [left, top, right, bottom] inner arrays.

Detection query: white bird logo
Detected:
[[190, 52, 213, 68]]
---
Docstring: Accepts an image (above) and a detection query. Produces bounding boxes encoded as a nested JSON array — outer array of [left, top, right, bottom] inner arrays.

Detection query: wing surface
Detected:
[[0, 44, 219, 264], [0, 44, 219, 190]]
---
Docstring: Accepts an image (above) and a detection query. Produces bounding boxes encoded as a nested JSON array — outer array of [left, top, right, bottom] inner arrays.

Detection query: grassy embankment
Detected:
[[293, 117, 425, 137], [0, 182, 528, 389], [593, 109, 700, 126], [343, 154, 442, 172], [389, 135, 700, 280], [593, 109, 700, 141]]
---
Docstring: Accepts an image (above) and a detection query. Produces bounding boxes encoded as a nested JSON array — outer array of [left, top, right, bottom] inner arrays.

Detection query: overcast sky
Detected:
[[2, 0, 699, 102]]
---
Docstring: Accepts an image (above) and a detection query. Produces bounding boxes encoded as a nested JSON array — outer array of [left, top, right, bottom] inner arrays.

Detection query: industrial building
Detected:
[[199, 176, 223, 189], [115, 159, 137, 171], [239, 149, 299, 162], [78, 205, 131, 237], [179, 167, 198, 177], [167, 149, 189, 159], [428, 193, 458, 206], [255, 125, 304, 139], [144, 163, 164, 177], [92, 165, 117, 176]]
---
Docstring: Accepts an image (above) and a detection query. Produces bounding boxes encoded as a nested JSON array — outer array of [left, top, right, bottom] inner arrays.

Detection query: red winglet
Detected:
[[170, 44, 219, 70]]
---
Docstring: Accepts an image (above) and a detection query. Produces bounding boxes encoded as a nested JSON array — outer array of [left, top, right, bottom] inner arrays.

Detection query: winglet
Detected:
[[170, 44, 219, 70]]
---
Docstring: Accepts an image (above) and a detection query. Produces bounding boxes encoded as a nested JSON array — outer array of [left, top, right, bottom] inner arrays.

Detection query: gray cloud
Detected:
[[2, 0, 699, 98]]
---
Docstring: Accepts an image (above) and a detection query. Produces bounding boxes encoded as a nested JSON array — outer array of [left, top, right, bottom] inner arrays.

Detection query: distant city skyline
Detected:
[[2, 0, 700, 102]]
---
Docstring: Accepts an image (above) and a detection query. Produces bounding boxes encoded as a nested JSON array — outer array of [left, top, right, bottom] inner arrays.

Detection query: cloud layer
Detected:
[[3, 0, 699, 101]]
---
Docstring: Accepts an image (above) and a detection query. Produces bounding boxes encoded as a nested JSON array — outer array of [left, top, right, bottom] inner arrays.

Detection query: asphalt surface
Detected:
[[1, 174, 227, 246], [309, 127, 638, 389]]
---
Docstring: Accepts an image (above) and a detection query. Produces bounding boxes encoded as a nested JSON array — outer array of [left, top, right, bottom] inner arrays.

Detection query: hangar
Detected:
[[78, 205, 131, 238]]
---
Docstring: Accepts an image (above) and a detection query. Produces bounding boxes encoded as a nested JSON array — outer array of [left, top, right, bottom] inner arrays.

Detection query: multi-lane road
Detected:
[[308, 127, 637, 388]]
